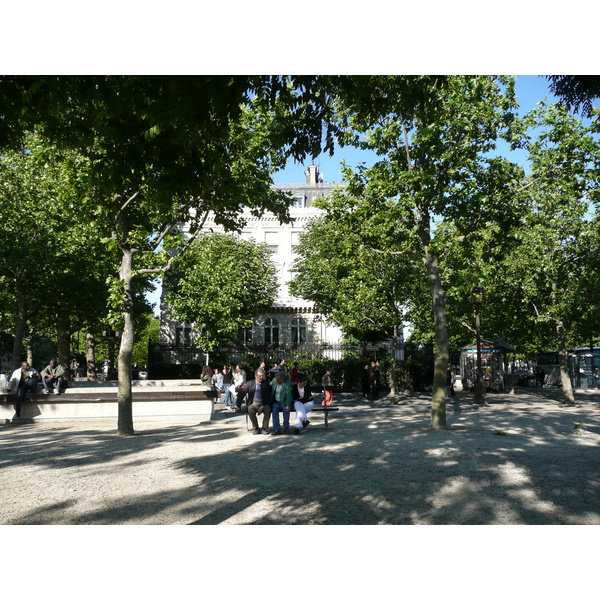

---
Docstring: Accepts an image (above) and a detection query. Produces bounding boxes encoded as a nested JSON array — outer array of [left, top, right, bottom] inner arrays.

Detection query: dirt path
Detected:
[[1, 387, 599, 525]]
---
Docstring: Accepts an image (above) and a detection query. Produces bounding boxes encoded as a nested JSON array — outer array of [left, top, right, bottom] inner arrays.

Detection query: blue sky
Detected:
[[272, 75, 566, 185]]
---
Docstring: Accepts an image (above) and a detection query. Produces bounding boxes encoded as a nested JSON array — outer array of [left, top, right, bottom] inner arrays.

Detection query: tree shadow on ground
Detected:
[[2, 397, 599, 525]]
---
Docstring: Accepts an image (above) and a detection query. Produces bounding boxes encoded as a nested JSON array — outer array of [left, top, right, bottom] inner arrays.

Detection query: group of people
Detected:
[[7, 358, 67, 418], [237, 368, 316, 435], [201, 363, 247, 409], [201, 359, 335, 435]]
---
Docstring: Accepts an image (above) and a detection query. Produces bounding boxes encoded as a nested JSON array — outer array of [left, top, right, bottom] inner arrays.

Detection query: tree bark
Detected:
[[117, 247, 135, 435], [389, 360, 398, 402], [419, 210, 448, 430], [57, 308, 71, 379], [26, 334, 34, 367], [556, 318, 576, 406], [11, 295, 28, 369], [86, 329, 96, 381]]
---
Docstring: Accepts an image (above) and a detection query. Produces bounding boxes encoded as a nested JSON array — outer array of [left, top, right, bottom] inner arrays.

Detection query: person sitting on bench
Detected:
[[270, 371, 293, 435], [292, 376, 314, 435], [239, 369, 272, 435], [8, 361, 40, 418], [41, 358, 66, 395]]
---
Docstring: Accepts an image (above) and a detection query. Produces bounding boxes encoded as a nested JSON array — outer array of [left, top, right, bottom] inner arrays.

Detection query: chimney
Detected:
[[304, 165, 320, 186]]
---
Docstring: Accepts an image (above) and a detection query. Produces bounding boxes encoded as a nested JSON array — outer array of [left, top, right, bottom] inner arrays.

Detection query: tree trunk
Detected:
[[57, 308, 71, 379], [11, 295, 28, 369], [117, 248, 135, 436], [26, 334, 34, 367], [419, 211, 448, 429], [86, 329, 96, 381], [556, 318, 575, 406]]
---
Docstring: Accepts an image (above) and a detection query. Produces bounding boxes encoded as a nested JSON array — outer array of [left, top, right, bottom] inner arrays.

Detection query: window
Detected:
[[264, 231, 278, 253], [291, 193, 305, 208], [291, 231, 300, 248], [264, 318, 279, 346], [175, 327, 191, 347], [238, 326, 252, 345], [291, 317, 307, 345]]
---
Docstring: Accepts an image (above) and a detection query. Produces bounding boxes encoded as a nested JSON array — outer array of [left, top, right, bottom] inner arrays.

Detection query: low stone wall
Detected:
[[0, 380, 216, 424]]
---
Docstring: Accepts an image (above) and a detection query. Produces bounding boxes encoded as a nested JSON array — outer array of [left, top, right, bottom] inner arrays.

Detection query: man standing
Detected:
[[239, 369, 272, 434], [9, 361, 39, 418], [41, 358, 66, 395], [290, 361, 300, 384]]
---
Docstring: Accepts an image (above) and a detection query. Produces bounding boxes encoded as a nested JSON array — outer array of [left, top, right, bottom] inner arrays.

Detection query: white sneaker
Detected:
[[54, 389, 60, 395], [43, 389, 50, 395]]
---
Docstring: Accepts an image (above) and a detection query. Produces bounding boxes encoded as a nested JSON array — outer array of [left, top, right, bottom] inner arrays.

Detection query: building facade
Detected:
[[159, 166, 344, 350]]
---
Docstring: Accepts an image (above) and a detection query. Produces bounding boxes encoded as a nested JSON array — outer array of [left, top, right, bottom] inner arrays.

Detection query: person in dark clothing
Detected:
[[237, 369, 272, 434], [361, 364, 371, 399], [369, 361, 381, 400]]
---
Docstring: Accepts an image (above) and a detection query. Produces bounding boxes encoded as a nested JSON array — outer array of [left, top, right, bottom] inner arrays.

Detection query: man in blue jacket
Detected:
[[237, 369, 272, 434]]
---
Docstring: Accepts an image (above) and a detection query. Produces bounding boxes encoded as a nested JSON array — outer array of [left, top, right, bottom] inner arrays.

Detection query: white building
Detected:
[[160, 166, 344, 349]]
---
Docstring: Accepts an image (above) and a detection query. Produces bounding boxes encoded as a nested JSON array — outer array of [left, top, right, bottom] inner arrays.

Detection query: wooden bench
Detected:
[[238, 403, 339, 430], [307, 406, 339, 429]]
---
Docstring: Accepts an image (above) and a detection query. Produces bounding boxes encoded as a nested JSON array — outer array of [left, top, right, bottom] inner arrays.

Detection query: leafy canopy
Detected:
[[164, 232, 278, 350]]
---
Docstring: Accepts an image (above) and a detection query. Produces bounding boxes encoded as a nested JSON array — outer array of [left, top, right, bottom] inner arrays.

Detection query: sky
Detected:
[[272, 75, 567, 185]]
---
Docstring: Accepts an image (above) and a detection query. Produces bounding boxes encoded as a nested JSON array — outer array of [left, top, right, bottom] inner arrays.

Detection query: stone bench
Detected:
[[0, 380, 217, 424]]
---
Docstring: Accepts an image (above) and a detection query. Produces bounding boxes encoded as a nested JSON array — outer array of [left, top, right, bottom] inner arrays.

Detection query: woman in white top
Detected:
[[225, 363, 246, 410], [291, 376, 314, 435]]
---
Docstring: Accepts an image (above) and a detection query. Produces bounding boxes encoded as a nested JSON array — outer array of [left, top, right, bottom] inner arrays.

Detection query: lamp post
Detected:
[[472, 285, 486, 405]]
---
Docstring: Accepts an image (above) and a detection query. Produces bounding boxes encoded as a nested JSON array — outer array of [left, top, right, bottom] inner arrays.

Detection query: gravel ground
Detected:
[[1, 387, 599, 525]]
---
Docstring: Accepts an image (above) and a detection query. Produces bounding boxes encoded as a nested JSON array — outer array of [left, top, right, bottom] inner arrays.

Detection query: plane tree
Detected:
[[0, 75, 341, 435], [329, 75, 524, 429], [163, 232, 278, 350], [0, 135, 117, 371], [486, 103, 600, 404], [289, 189, 422, 341], [427, 103, 600, 404]]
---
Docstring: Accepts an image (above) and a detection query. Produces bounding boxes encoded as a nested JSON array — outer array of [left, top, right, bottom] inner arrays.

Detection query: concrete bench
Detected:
[[1, 380, 217, 424]]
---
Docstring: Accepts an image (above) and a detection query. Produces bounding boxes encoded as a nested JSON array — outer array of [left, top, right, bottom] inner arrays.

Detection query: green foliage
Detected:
[[546, 76, 600, 118], [473, 103, 600, 354], [164, 233, 278, 350], [386, 360, 431, 392], [150, 363, 204, 380], [289, 188, 420, 340], [132, 316, 160, 367], [0, 134, 119, 365]]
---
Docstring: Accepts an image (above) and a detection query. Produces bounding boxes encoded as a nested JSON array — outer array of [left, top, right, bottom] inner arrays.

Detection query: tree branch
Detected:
[[362, 244, 405, 256], [134, 221, 205, 278], [114, 189, 141, 219], [512, 162, 567, 195]]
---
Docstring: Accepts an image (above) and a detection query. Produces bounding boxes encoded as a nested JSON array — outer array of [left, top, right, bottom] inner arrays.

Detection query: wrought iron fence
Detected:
[[149, 341, 398, 370]]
